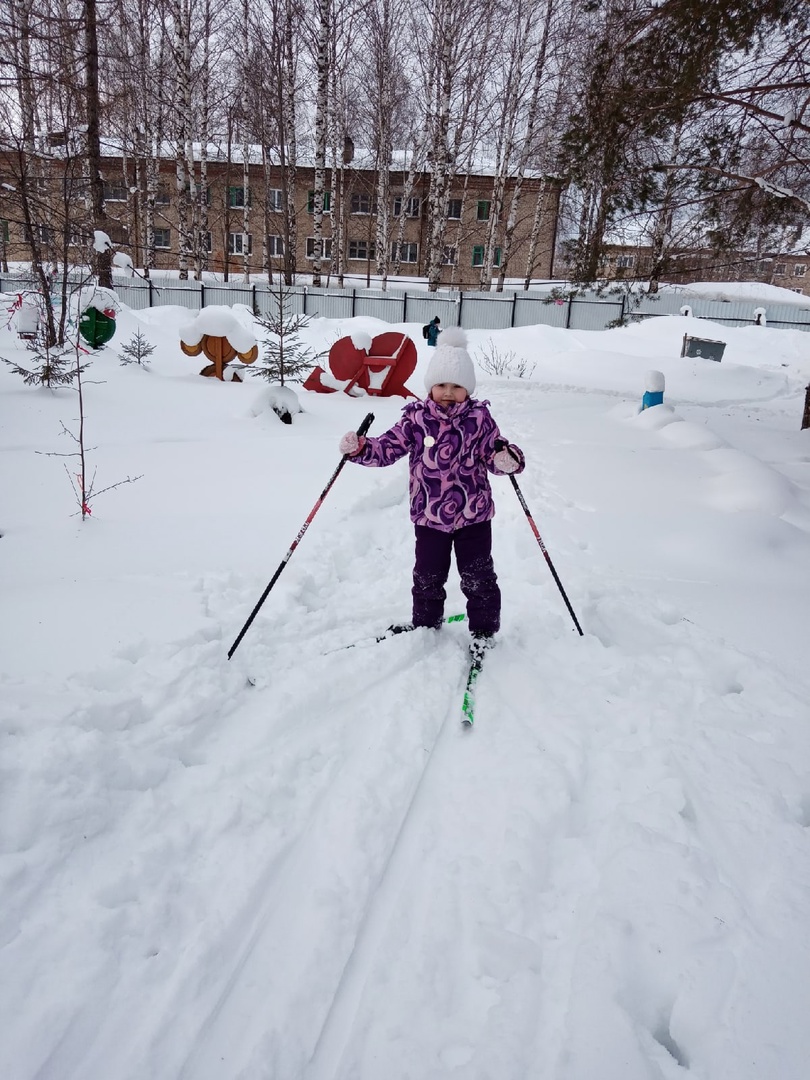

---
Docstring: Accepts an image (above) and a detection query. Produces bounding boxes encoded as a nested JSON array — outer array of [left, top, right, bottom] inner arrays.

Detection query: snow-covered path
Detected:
[[2, 312, 810, 1079]]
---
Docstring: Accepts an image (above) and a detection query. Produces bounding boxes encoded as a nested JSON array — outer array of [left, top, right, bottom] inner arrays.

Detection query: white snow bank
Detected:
[[702, 447, 796, 515]]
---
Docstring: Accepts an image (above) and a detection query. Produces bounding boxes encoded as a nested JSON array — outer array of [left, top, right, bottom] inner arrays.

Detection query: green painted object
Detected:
[[79, 306, 117, 348]]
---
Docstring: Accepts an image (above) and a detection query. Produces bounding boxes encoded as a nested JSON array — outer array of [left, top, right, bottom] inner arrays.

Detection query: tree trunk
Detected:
[[85, 0, 112, 287], [497, 0, 555, 291], [311, 0, 331, 287]]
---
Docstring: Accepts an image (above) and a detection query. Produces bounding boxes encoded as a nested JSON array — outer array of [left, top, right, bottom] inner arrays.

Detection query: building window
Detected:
[[69, 227, 92, 247], [391, 242, 418, 264], [23, 223, 52, 244], [153, 228, 171, 249], [393, 195, 421, 218], [228, 186, 251, 208], [267, 234, 284, 256], [442, 245, 457, 265], [307, 190, 332, 214], [774, 262, 786, 275], [477, 200, 490, 221], [350, 192, 377, 215], [103, 181, 127, 202], [471, 245, 501, 268], [616, 254, 635, 269], [348, 239, 376, 261], [108, 224, 128, 245], [228, 232, 252, 255], [446, 198, 462, 220], [155, 186, 171, 205], [268, 188, 283, 212], [306, 237, 332, 260], [794, 264, 807, 277]]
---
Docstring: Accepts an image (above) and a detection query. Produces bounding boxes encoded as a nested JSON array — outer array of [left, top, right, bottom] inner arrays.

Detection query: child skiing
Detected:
[[339, 327, 524, 644]]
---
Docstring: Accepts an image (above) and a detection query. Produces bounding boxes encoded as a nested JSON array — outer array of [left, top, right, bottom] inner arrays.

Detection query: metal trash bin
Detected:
[[681, 334, 726, 362]]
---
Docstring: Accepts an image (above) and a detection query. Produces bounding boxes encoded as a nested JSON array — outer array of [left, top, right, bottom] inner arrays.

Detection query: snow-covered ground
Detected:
[[2, 301, 810, 1080]]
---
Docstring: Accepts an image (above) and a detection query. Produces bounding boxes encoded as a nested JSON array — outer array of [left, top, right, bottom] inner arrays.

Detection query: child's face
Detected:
[[430, 383, 468, 407]]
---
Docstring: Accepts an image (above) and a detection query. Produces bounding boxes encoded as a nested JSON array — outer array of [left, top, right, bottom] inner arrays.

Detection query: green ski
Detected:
[[461, 641, 489, 727]]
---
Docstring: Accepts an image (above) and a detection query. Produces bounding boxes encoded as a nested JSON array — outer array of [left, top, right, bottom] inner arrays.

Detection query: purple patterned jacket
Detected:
[[352, 397, 525, 532]]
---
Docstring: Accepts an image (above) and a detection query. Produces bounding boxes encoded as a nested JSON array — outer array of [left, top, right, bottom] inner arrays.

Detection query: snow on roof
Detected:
[[96, 138, 549, 180], [179, 305, 257, 353]]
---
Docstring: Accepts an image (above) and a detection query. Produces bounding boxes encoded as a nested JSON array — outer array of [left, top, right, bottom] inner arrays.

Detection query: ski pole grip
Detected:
[[494, 438, 520, 463], [356, 412, 375, 438]]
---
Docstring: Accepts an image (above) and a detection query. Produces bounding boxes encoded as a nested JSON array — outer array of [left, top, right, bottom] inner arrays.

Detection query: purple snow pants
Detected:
[[412, 521, 501, 635]]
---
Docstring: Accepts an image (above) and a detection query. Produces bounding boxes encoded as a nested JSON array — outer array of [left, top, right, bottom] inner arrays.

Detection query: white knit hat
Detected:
[[423, 327, 476, 396]]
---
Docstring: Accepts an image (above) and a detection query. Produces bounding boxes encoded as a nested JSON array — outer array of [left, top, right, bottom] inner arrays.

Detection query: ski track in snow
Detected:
[[3, 378, 810, 1080]]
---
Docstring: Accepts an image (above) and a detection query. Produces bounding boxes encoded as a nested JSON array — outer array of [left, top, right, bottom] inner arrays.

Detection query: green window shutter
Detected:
[[493, 247, 501, 267], [308, 191, 331, 213], [477, 201, 490, 221], [472, 245, 484, 267]]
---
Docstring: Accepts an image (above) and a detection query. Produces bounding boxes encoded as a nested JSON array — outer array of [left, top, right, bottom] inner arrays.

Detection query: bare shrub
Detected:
[[475, 341, 536, 379]]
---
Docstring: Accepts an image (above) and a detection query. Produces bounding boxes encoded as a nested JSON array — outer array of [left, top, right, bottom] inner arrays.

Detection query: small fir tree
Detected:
[[1, 330, 89, 387], [120, 329, 156, 367], [252, 282, 321, 385]]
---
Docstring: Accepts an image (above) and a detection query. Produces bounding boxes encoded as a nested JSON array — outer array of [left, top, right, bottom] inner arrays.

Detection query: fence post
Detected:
[[200, 281, 205, 310], [458, 291, 464, 328], [802, 384, 810, 431], [351, 288, 356, 318], [619, 293, 626, 325], [403, 290, 408, 323], [303, 285, 308, 316], [566, 294, 573, 329], [511, 290, 518, 328], [148, 277, 154, 308]]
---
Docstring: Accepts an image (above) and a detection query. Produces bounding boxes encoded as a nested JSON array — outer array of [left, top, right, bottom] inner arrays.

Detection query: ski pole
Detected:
[[228, 411, 375, 659], [495, 439, 584, 636]]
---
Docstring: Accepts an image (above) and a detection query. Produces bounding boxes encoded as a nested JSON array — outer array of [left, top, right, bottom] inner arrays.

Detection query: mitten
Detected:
[[340, 431, 366, 456], [494, 447, 520, 474]]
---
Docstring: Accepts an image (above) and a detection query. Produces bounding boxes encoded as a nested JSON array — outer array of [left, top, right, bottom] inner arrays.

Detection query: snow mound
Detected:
[[658, 421, 725, 451], [702, 448, 795, 515]]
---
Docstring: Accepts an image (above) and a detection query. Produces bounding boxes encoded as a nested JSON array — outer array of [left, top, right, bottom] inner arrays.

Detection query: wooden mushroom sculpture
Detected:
[[180, 307, 259, 381]]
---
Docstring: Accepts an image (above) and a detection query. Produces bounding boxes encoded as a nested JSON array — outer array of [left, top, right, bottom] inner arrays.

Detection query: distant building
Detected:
[[556, 240, 810, 298], [0, 139, 562, 289]]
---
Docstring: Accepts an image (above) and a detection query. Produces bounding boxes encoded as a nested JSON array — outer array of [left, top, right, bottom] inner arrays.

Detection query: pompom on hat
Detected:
[[423, 326, 476, 396]]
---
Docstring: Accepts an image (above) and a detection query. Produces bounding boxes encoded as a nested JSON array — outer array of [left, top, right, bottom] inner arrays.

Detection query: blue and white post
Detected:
[[641, 370, 665, 410]]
